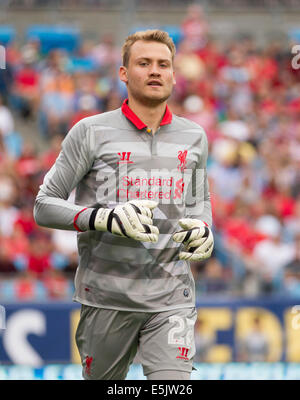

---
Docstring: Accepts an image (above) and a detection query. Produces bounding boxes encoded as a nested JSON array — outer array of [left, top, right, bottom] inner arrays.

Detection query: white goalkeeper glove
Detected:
[[172, 219, 214, 261], [89, 200, 159, 242]]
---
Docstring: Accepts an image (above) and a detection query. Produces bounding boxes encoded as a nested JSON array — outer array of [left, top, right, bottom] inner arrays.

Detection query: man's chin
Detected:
[[134, 92, 171, 107]]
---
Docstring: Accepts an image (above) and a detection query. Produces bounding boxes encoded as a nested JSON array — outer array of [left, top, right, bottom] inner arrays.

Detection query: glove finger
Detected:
[[179, 250, 212, 261], [186, 228, 206, 242], [148, 232, 159, 242], [178, 251, 194, 260], [186, 237, 208, 250], [172, 230, 188, 243], [189, 239, 214, 254], [193, 246, 214, 260], [130, 200, 158, 210], [130, 202, 153, 219], [172, 227, 200, 244], [135, 232, 159, 243], [178, 218, 201, 230], [139, 206, 153, 218], [147, 224, 159, 236], [138, 214, 153, 225], [137, 218, 159, 237]]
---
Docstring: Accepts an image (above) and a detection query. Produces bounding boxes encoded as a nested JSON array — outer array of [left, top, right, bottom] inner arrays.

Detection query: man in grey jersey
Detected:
[[34, 29, 214, 380]]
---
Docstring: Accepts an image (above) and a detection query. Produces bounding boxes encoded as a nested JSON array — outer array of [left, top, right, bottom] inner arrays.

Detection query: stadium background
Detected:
[[0, 0, 300, 380]]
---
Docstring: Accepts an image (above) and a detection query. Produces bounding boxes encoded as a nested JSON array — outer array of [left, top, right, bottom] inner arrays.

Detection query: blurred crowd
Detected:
[[4, 0, 300, 9], [0, 4, 300, 302]]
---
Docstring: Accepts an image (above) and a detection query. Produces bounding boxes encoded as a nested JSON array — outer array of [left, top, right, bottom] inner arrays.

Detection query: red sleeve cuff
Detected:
[[73, 208, 88, 232]]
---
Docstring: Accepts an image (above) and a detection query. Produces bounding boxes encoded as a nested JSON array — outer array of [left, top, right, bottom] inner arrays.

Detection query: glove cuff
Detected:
[[90, 207, 111, 231]]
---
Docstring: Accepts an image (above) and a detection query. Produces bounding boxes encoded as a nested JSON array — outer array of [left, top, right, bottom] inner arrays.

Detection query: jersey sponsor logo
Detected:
[[96, 164, 204, 206], [117, 176, 186, 202], [176, 347, 190, 360], [118, 152, 134, 164], [177, 150, 188, 172]]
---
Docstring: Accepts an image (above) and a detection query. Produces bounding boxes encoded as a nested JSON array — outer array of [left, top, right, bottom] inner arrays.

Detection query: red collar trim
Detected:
[[160, 103, 173, 126], [121, 99, 146, 129], [121, 99, 172, 130]]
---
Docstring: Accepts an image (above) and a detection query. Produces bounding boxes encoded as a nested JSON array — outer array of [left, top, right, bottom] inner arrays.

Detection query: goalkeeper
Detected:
[[34, 29, 213, 380]]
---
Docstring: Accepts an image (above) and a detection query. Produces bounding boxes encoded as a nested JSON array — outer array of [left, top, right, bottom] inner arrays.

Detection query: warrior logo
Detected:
[[176, 347, 190, 360], [177, 150, 188, 172], [118, 152, 134, 164]]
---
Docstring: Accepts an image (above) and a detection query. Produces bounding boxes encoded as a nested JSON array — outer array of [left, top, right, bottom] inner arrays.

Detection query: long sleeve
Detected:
[[184, 129, 212, 227], [34, 120, 95, 231]]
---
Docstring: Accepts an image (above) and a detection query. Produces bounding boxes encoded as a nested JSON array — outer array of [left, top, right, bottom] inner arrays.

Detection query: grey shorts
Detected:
[[75, 305, 197, 380]]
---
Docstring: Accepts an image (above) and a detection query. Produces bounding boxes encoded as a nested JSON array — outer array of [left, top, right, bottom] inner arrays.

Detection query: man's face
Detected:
[[119, 40, 176, 106]]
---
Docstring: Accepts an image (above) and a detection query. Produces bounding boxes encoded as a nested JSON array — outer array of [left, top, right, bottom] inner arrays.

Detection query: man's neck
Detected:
[[127, 97, 167, 134]]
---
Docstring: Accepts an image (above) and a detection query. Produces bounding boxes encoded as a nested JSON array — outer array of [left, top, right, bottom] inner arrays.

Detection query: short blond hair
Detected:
[[122, 29, 176, 67]]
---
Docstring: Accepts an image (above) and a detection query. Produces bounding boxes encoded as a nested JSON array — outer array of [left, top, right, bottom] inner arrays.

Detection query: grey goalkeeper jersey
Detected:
[[34, 100, 212, 312]]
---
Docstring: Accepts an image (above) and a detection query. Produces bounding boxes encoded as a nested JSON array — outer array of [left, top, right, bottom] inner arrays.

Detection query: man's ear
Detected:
[[173, 70, 176, 85], [119, 66, 128, 84]]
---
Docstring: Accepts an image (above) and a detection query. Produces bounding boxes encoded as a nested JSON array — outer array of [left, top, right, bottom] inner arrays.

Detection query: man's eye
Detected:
[[139, 62, 148, 66]]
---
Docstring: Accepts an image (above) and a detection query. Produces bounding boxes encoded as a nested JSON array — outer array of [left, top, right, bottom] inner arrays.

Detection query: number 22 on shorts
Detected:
[[167, 315, 196, 347]]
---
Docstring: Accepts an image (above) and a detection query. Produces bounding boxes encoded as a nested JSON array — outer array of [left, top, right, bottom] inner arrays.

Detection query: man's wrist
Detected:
[[73, 208, 96, 232]]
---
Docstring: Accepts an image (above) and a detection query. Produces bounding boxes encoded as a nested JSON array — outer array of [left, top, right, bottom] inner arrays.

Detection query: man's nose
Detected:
[[149, 63, 161, 76]]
